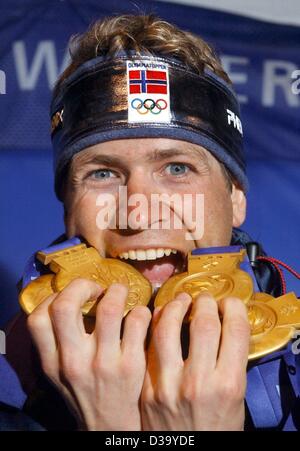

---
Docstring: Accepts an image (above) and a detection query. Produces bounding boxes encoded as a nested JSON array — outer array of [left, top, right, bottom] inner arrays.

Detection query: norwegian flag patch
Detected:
[[127, 60, 171, 123], [129, 69, 167, 94]]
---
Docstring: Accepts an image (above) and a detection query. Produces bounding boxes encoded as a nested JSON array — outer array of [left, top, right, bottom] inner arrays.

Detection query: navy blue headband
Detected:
[[51, 53, 248, 199]]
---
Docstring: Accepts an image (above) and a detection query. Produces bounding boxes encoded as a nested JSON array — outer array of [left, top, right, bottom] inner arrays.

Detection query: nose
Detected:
[[118, 167, 154, 231]]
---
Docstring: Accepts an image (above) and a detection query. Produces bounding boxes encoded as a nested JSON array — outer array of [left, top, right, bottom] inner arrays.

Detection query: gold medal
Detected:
[[20, 243, 152, 316], [20, 243, 300, 361], [19, 274, 55, 314], [155, 249, 300, 360], [248, 292, 300, 360], [155, 248, 254, 308]]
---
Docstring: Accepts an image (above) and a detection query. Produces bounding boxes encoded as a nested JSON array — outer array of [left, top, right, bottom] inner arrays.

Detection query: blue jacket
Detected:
[[0, 354, 44, 430]]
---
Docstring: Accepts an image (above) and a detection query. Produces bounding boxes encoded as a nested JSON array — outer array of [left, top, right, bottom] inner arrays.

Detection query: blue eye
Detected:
[[91, 169, 116, 180], [166, 163, 189, 176]]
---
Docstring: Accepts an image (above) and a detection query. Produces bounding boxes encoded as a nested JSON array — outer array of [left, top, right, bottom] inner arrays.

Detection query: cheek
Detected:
[[207, 188, 232, 216], [65, 191, 104, 240], [202, 186, 233, 244]]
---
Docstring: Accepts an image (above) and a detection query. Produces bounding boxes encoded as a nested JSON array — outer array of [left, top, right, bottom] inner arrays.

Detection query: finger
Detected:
[[145, 307, 162, 387], [151, 293, 192, 370], [148, 305, 163, 339], [146, 305, 163, 356], [141, 367, 155, 410], [27, 293, 59, 372], [94, 283, 128, 358], [217, 297, 250, 376], [121, 305, 152, 360], [50, 278, 103, 348], [186, 292, 221, 372]]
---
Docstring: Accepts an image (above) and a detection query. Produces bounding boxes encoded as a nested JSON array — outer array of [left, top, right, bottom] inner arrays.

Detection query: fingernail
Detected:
[[196, 291, 214, 301], [175, 292, 192, 302]]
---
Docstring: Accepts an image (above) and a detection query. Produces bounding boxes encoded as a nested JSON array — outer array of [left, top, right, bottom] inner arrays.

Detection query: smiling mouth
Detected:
[[112, 248, 186, 287]]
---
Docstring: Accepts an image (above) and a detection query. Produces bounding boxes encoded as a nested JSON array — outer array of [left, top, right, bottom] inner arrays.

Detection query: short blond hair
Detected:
[[54, 13, 231, 97]]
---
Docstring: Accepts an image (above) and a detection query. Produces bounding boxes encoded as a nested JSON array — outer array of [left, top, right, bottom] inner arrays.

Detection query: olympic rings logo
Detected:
[[131, 98, 168, 115]]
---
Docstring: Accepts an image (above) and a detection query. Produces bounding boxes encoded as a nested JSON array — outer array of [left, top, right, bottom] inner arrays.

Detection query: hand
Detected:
[[141, 292, 250, 431], [27, 279, 151, 430]]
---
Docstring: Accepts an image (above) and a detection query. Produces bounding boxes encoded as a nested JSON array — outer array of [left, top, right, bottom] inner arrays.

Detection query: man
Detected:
[[3, 14, 297, 431]]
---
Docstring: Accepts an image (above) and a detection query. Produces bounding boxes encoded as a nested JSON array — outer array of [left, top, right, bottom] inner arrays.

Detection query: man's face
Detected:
[[64, 138, 246, 288]]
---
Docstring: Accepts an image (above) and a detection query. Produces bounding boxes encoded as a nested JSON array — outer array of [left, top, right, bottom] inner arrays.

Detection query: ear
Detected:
[[231, 184, 246, 227]]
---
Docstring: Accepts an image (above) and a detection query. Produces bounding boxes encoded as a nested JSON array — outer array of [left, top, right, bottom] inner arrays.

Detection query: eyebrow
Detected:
[[74, 145, 209, 169], [76, 154, 125, 167], [145, 146, 208, 163]]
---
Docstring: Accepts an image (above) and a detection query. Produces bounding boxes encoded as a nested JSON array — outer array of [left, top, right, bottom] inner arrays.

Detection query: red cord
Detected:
[[265, 258, 300, 279], [257, 256, 300, 295]]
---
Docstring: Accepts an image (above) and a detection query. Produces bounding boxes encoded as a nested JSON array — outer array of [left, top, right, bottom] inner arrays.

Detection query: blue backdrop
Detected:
[[0, 0, 299, 326]]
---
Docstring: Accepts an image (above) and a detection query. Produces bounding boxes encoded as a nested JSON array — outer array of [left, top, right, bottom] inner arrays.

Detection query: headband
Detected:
[[51, 52, 248, 199]]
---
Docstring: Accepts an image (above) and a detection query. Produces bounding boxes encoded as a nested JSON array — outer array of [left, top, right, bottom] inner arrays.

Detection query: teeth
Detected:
[[119, 252, 129, 260], [136, 250, 146, 261], [156, 248, 164, 258], [128, 250, 137, 260], [118, 248, 178, 261], [146, 249, 157, 260]]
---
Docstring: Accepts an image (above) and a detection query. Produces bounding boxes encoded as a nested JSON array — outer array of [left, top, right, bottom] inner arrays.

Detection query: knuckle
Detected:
[[181, 383, 196, 404], [141, 383, 178, 415], [61, 358, 82, 382], [27, 312, 43, 330], [227, 317, 250, 338], [154, 387, 171, 406], [141, 386, 154, 405], [222, 297, 248, 316], [218, 380, 245, 404], [190, 315, 220, 335], [181, 380, 210, 406], [98, 301, 122, 318], [153, 323, 174, 344], [153, 388, 178, 415], [50, 300, 74, 319], [27, 310, 50, 332], [153, 306, 183, 341], [91, 358, 113, 380], [127, 306, 152, 325]]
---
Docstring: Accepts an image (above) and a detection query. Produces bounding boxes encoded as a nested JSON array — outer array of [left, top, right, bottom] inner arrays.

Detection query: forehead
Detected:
[[71, 137, 215, 167]]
